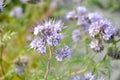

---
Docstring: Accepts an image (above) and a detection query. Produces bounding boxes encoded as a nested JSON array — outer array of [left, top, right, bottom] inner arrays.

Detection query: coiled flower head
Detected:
[[87, 12, 103, 23], [89, 39, 104, 52], [89, 19, 117, 41], [30, 19, 63, 53], [56, 45, 71, 61]]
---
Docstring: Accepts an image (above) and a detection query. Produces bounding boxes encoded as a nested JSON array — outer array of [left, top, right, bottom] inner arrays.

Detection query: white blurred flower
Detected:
[[0, 0, 5, 12], [9, 6, 23, 18]]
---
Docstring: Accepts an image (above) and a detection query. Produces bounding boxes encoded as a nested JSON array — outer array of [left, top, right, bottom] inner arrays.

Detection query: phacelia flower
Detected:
[[102, 26, 117, 41], [89, 39, 103, 52], [84, 72, 95, 80], [0, 0, 5, 12], [76, 6, 87, 16], [30, 38, 46, 53], [9, 6, 23, 18], [66, 10, 76, 19], [72, 29, 80, 42], [70, 75, 81, 80], [87, 12, 103, 23], [30, 19, 63, 53], [88, 19, 117, 41], [88, 20, 111, 38], [56, 45, 71, 61], [77, 16, 88, 26], [66, 6, 87, 19]]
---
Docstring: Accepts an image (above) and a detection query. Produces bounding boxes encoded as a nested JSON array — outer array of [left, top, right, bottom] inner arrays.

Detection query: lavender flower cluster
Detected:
[[56, 45, 71, 61], [67, 6, 118, 52], [30, 19, 63, 53], [30, 19, 71, 61]]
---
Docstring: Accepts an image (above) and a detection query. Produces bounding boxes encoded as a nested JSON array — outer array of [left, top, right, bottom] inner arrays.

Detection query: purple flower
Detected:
[[47, 33, 63, 46], [88, 20, 110, 38], [9, 6, 23, 18], [84, 72, 95, 80], [66, 6, 87, 19], [30, 38, 46, 53], [102, 26, 117, 41], [87, 12, 103, 23], [70, 75, 81, 80], [20, 0, 28, 3], [89, 39, 103, 52], [88, 19, 117, 41], [76, 6, 87, 15], [0, 0, 4, 12], [56, 45, 71, 61], [30, 19, 63, 53], [72, 29, 80, 42], [66, 10, 76, 19], [77, 16, 88, 26]]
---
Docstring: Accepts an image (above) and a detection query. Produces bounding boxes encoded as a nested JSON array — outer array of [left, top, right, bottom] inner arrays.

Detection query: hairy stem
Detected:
[[44, 46, 52, 80]]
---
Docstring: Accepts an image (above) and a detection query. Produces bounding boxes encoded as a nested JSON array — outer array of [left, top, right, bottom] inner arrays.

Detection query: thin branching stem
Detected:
[[44, 46, 53, 80], [70, 67, 87, 76]]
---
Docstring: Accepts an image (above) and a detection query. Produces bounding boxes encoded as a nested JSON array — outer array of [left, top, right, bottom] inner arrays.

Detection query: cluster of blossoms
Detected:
[[56, 45, 71, 61], [67, 6, 118, 52], [9, 6, 23, 18], [66, 6, 87, 20], [30, 20, 63, 53], [89, 39, 104, 52], [88, 18, 117, 52], [30, 19, 71, 61]]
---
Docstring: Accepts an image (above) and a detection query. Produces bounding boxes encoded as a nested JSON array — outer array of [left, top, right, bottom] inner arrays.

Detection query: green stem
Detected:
[[103, 53, 108, 60], [69, 66, 87, 76], [91, 52, 97, 59], [0, 30, 5, 76], [44, 46, 52, 80]]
